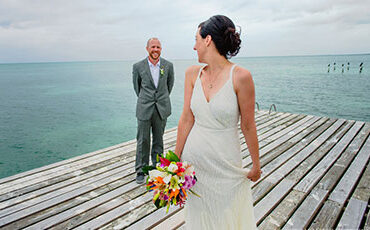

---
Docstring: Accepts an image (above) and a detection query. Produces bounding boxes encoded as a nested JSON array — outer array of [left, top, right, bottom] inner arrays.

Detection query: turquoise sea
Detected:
[[0, 54, 369, 179]]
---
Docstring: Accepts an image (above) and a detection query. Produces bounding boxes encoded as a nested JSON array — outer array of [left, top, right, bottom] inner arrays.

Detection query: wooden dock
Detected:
[[0, 110, 369, 229]]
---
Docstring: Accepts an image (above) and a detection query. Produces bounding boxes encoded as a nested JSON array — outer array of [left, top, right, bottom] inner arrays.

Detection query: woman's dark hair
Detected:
[[198, 15, 241, 59]]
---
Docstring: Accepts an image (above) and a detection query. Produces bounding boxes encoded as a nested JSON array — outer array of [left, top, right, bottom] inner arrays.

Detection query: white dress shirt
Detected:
[[148, 59, 160, 88]]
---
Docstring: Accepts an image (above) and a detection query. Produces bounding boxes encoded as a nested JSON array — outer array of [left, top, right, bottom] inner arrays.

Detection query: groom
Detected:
[[132, 38, 175, 184]]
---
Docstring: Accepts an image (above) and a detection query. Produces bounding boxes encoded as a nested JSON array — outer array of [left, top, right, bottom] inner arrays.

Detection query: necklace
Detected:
[[207, 64, 226, 89]]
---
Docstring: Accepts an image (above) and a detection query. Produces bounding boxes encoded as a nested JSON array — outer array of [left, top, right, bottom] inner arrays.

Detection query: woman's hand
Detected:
[[247, 166, 261, 182]]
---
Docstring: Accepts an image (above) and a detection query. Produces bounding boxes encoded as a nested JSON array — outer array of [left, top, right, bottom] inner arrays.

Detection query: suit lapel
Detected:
[[156, 58, 166, 88], [142, 58, 156, 88]]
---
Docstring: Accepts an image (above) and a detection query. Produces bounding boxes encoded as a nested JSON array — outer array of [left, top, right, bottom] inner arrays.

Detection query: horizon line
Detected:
[[1, 52, 369, 65]]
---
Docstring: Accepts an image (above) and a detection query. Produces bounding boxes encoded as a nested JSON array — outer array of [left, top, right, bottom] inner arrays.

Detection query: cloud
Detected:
[[0, 0, 369, 63]]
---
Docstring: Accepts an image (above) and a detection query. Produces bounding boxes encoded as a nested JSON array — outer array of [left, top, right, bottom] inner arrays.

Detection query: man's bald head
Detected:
[[146, 37, 161, 48]]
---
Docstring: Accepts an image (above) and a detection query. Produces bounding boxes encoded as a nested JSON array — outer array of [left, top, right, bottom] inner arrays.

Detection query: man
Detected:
[[132, 38, 175, 184]]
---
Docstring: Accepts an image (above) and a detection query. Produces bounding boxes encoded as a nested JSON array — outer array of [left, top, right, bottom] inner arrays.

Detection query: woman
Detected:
[[174, 15, 261, 229]]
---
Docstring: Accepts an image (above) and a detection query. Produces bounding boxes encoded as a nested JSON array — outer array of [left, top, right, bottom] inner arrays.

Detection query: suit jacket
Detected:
[[133, 57, 175, 120]]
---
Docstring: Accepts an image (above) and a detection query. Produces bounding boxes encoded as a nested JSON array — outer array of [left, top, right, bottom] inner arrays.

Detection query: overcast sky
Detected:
[[0, 0, 369, 63]]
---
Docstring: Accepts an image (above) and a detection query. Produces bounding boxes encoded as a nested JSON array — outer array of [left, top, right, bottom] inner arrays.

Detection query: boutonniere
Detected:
[[160, 66, 164, 76]]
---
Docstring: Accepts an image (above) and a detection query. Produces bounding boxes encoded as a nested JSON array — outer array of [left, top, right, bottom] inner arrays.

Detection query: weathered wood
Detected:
[[72, 192, 154, 230], [365, 208, 370, 230], [282, 187, 327, 229], [294, 121, 363, 193], [0, 162, 135, 217], [254, 179, 296, 222], [252, 119, 348, 203], [0, 159, 134, 211], [308, 200, 342, 229], [308, 124, 370, 229], [243, 115, 316, 167], [126, 207, 183, 230], [258, 190, 305, 230], [151, 208, 184, 230], [255, 118, 333, 186], [0, 111, 368, 230], [328, 134, 370, 205], [248, 116, 323, 170], [337, 198, 367, 229], [23, 182, 141, 229]]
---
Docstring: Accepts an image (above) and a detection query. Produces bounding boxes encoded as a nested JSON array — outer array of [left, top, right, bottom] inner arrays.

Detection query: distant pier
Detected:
[[0, 111, 369, 229]]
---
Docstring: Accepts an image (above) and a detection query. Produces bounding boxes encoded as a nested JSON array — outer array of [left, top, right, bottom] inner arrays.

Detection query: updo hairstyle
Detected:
[[198, 15, 241, 59]]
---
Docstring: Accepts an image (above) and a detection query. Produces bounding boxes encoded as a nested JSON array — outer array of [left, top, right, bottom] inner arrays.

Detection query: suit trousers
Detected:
[[135, 107, 167, 173]]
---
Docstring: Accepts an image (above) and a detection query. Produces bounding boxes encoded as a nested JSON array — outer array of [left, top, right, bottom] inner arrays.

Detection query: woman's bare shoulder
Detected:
[[185, 65, 203, 83], [186, 65, 202, 76], [234, 66, 252, 82], [233, 65, 252, 87]]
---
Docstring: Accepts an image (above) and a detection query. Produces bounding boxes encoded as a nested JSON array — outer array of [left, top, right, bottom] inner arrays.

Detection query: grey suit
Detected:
[[133, 57, 174, 173]]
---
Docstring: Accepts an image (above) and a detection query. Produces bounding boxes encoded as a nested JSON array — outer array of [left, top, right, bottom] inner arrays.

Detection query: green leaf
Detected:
[[154, 198, 161, 208], [189, 189, 201, 198], [166, 150, 180, 162], [142, 165, 156, 175], [166, 201, 171, 213], [159, 199, 166, 207]]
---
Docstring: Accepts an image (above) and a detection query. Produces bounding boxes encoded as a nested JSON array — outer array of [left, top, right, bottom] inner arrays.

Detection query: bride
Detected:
[[174, 15, 261, 229]]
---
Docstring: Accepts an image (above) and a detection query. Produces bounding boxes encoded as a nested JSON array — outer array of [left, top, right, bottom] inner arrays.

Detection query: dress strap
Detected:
[[229, 64, 237, 79], [197, 65, 207, 79]]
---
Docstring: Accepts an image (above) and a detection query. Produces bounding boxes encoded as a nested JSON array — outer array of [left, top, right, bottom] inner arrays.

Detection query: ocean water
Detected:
[[0, 54, 369, 179]]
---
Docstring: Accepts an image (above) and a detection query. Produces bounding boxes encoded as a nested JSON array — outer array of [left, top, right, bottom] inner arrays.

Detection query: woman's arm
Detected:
[[174, 65, 199, 159], [234, 67, 261, 182]]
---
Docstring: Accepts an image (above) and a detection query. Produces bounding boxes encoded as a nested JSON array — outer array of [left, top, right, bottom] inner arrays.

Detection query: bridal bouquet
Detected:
[[142, 150, 199, 213]]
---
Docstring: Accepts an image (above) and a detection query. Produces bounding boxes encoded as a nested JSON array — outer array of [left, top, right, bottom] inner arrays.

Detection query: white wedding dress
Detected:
[[182, 64, 257, 230]]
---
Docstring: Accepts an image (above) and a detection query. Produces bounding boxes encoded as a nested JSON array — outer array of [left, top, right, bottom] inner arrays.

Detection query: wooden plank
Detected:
[[328, 135, 370, 205], [151, 209, 184, 230], [257, 115, 306, 143], [247, 116, 322, 168], [256, 113, 298, 135], [254, 120, 352, 227], [284, 120, 351, 184], [255, 118, 333, 186], [243, 115, 316, 167], [240, 113, 302, 155], [254, 179, 296, 222], [252, 119, 348, 203], [252, 117, 333, 202], [0, 160, 134, 211], [73, 192, 155, 230], [51, 184, 147, 230], [308, 200, 342, 230], [281, 187, 327, 229], [258, 190, 306, 230], [174, 222, 186, 230], [294, 121, 364, 193], [126, 207, 183, 230], [365, 208, 370, 230], [0, 168, 137, 228], [0, 147, 135, 197], [306, 124, 370, 229], [336, 198, 367, 229], [259, 121, 369, 230], [0, 162, 135, 219], [23, 182, 142, 230], [352, 154, 370, 203]]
